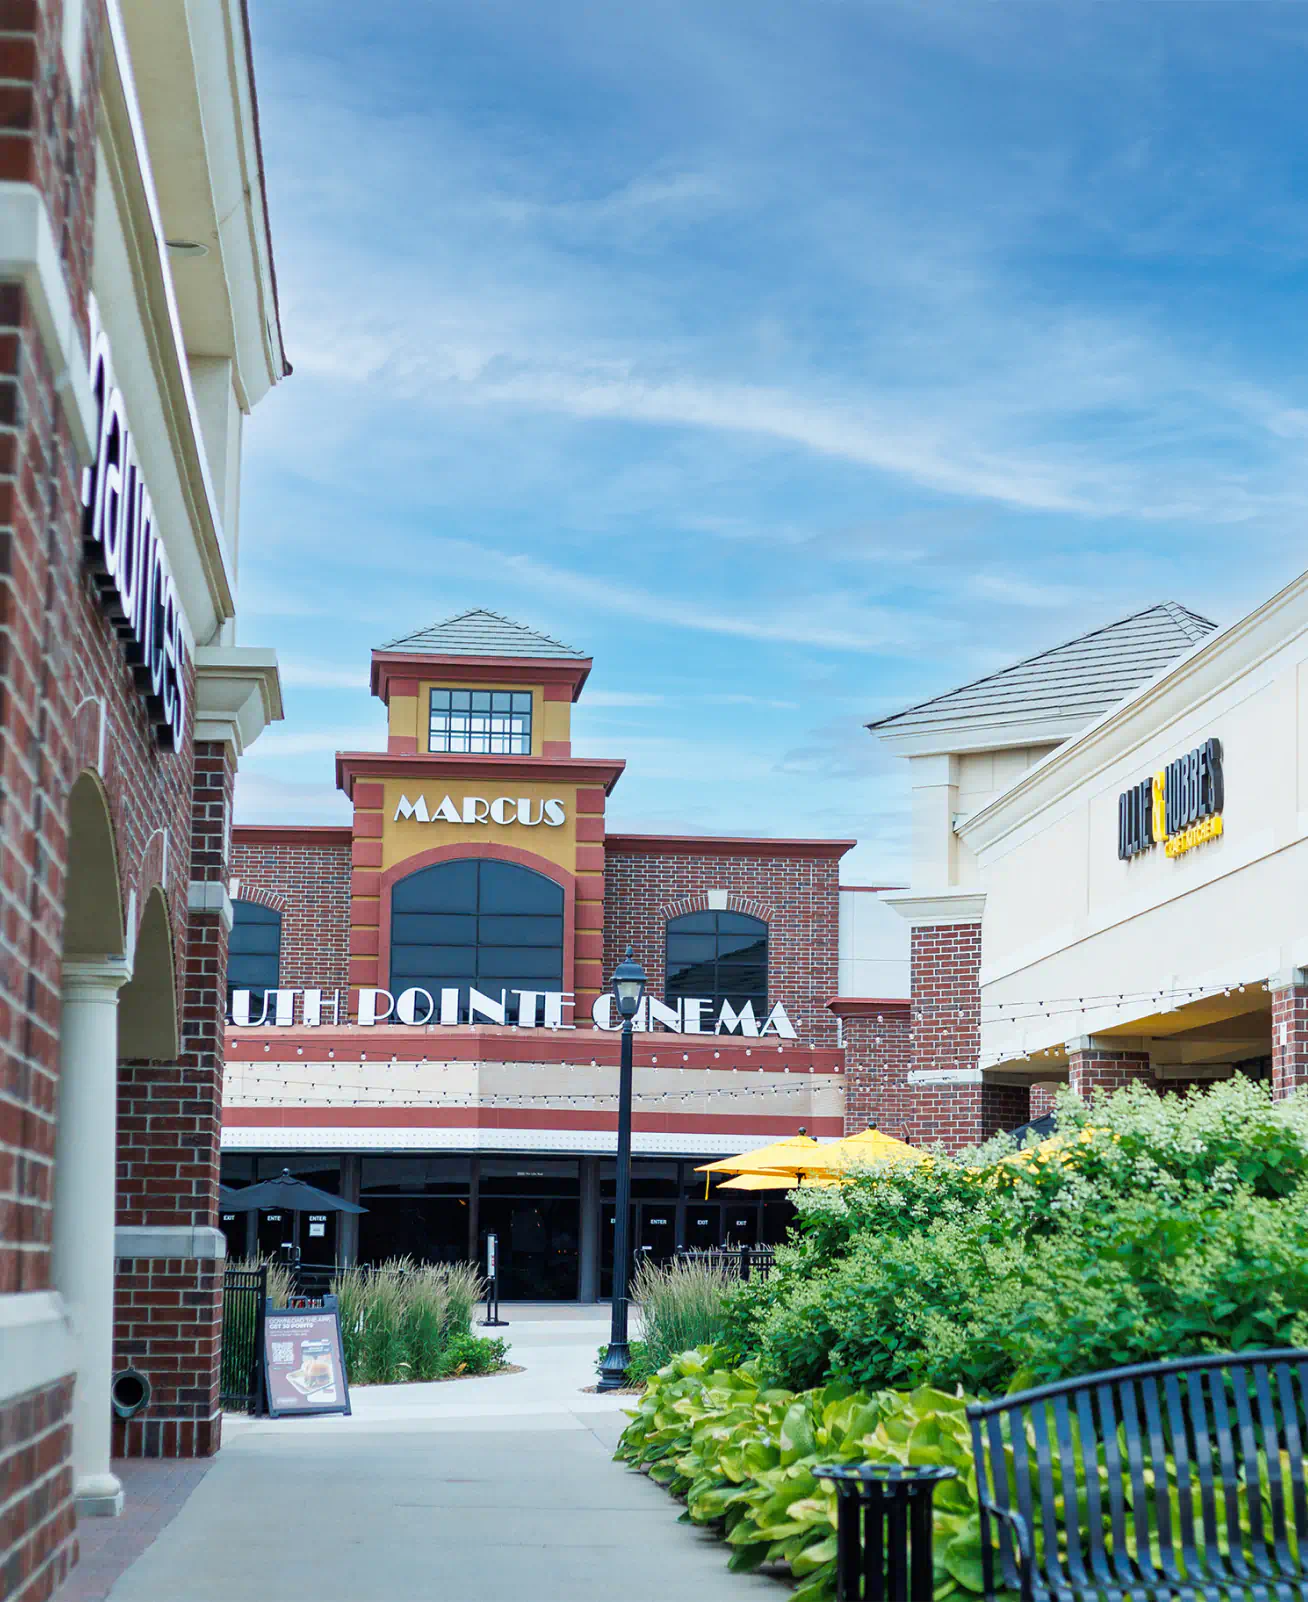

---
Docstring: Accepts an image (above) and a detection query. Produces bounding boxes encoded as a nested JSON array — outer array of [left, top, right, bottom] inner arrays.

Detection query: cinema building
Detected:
[[857, 578, 1308, 1149], [0, 2, 286, 1594], [220, 610, 912, 1300]]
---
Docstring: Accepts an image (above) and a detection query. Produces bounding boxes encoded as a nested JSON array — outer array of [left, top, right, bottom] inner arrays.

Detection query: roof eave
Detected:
[[370, 651, 593, 703]]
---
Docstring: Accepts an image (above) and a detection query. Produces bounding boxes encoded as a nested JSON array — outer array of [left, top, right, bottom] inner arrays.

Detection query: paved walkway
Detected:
[[96, 1306, 784, 1602]]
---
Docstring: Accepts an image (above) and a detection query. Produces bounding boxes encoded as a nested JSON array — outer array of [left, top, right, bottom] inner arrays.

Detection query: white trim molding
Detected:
[[0, 1291, 76, 1407], [0, 183, 97, 462], [188, 879, 234, 933], [193, 646, 283, 757], [115, 1225, 226, 1260], [882, 890, 986, 927], [907, 1068, 984, 1086]]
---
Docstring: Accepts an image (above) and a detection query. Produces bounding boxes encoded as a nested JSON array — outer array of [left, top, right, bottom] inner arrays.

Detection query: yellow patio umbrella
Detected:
[[826, 1125, 928, 1169], [714, 1171, 799, 1191], [695, 1130, 821, 1196]]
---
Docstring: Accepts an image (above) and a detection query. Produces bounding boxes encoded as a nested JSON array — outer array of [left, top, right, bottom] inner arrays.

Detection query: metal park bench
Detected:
[[968, 1350, 1308, 1602]]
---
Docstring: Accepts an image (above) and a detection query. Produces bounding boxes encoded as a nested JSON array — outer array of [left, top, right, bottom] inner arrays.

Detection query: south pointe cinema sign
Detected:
[[229, 987, 799, 1039]]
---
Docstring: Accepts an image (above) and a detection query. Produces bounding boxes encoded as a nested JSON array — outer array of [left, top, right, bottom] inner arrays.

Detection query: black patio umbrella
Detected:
[[217, 1184, 245, 1209], [218, 1168, 367, 1214]]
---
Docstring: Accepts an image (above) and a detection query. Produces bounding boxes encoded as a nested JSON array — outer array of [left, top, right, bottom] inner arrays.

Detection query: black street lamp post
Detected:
[[597, 945, 646, 1392]]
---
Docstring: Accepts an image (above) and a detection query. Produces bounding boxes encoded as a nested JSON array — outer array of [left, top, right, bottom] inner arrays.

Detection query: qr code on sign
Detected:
[[272, 1342, 294, 1365]]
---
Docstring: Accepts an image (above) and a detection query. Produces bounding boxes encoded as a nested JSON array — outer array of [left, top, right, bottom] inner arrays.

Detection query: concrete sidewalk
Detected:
[[102, 1307, 784, 1602]]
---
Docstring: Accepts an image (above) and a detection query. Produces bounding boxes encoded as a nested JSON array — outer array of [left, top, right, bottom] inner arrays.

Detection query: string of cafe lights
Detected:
[[221, 1074, 826, 1109]]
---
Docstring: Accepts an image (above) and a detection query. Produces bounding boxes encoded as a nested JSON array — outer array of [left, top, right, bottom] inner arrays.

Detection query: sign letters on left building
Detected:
[[82, 297, 189, 750]]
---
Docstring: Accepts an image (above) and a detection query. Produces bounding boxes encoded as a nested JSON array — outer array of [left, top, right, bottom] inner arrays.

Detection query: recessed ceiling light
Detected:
[[166, 240, 209, 258]]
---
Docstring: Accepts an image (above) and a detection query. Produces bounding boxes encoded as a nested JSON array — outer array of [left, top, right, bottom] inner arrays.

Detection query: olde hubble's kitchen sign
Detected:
[[82, 297, 189, 750], [394, 794, 566, 826], [1118, 737, 1224, 862], [229, 986, 798, 1038]]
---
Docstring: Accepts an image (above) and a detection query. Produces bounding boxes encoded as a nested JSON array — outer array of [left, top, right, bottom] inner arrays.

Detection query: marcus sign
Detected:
[[394, 795, 566, 827]]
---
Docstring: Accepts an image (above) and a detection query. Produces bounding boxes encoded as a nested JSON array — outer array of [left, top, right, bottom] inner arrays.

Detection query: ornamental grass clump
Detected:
[[328, 1259, 496, 1385], [632, 1253, 734, 1371], [360, 1259, 410, 1385], [401, 1267, 449, 1382]]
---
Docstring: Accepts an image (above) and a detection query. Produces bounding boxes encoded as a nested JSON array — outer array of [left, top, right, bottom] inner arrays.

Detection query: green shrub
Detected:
[[633, 1254, 735, 1370], [616, 1348, 983, 1602], [441, 1333, 510, 1376], [361, 1260, 410, 1384], [731, 1080, 1308, 1398]]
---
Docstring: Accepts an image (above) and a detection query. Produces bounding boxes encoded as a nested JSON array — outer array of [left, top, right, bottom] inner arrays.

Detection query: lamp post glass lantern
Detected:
[[597, 946, 646, 1391]]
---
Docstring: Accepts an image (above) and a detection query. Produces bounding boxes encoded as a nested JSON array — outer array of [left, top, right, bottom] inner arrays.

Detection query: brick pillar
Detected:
[[830, 1000, 911, 1136], [1271, 970, 1308, 1099], [904, 920, 998, 1150], [113, 743, 235, 1458], [1067, 1046, 1153, 1101]]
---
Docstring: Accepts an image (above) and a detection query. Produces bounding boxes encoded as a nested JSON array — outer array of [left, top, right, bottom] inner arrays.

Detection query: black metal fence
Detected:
[[219, 1263, 266, 1412], [673, 1246, 776, 1281]]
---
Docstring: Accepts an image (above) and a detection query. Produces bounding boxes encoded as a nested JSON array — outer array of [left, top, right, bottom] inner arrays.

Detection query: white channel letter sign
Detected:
[[393, 795, 566, 826], [229, 987, 798, 1038], [82, 296, 189, 751]]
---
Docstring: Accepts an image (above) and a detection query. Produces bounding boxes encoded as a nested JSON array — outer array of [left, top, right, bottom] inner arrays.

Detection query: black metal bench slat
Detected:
[[968, 1351, 1308, 1602]]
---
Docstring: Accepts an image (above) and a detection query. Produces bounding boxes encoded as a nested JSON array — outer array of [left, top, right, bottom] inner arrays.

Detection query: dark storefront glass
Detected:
[[359, 1197, 471, 1266]]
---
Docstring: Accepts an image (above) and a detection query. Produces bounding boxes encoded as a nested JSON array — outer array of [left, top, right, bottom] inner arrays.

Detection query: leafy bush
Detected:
[[724, 1080, 1308, 1398], [441, 1333, 509, 1376], [633, 1254, 735, 1370]]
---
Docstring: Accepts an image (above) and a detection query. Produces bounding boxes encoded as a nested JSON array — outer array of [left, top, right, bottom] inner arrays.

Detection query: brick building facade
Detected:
[[0, 3, 287, 1596], [222, 611, 865, 1302]]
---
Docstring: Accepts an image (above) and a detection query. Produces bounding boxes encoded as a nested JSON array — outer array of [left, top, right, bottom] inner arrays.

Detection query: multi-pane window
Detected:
[[428, 688, 532, 755], [665, 911, 768, 1013], [227, 899, 282, 1007], [390, 858, 563, 1023]]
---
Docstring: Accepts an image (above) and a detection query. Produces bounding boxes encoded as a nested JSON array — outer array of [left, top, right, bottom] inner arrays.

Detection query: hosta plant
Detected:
[[616, 1347, 989, 1602]]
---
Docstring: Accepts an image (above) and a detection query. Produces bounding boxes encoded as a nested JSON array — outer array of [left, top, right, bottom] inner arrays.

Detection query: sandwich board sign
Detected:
[[262, 1296, 352, 1418]]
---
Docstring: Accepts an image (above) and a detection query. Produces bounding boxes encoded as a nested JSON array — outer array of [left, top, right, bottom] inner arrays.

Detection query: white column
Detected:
[[53, 957, 131, 1517]]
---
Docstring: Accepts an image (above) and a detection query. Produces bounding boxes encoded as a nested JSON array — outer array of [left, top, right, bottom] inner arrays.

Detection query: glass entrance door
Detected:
[[638, 1204, 677, 1266], [683, 1205, 721, 1251], [478, 1198, 579, 1299]]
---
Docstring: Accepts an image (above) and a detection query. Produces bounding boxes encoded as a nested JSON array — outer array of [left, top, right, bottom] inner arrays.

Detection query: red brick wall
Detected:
[[230, 832, 352, 997], [910, 922, 980, 1076], [838, 1004, 910, 1135], [112, 1256, 222, 1459], [1028, 1082, 1060, 1120], [603, 847, 843, 1048], [0, 1379, 74, 1602], [1272, 981, 1308, 1099]]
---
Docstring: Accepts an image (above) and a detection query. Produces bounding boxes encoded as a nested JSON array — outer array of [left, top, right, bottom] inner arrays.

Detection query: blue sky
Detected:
[[235, 0, 1308, 881]]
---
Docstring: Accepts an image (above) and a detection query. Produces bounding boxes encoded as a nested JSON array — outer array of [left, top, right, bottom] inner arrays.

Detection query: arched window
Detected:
[[390, 859, 564, 1023], [665, 910, 768, 1014], [228, 899, 282, 1007]]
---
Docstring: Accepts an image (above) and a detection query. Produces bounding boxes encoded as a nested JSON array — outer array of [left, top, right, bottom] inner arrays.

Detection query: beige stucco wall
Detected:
[[967, 596, 1308, 1067]]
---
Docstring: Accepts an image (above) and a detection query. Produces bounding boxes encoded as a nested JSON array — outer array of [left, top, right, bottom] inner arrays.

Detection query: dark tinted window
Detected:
[[228, 899, 282, 1008], [666, 910, 767, 1014], [429, 687, 532, 755], [389, 859, 563, 1022]]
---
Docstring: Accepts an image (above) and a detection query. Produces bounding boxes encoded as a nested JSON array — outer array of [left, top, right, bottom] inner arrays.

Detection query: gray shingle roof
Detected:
[[379, 609, 587, 660], [868, 602, 1217, 739]]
